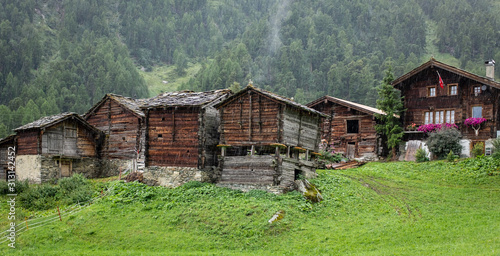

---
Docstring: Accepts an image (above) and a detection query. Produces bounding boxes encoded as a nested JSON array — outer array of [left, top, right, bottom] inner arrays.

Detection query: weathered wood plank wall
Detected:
[[17, 130, 39, 155], [310, 101, 379, 158], [86, 99, 142, 159], [219, 155, 275, 184], [220, 92, 280, 146], [282, 107, 321, 151], [146, 108, 200, 167]]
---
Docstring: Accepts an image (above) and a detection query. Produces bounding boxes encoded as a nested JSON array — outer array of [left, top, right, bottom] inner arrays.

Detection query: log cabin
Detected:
[[0, 135, 15, 181], [215, 85, 327, 189], [307, 96, 386, 160], [85, 94, 146, 173], [140, 89, 232, 174], [14, 113, 104, 183], [392, 58, 500, 158]]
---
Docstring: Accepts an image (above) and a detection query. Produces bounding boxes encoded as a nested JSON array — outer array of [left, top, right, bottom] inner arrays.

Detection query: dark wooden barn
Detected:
[[215, 85, 326, 188], [14, 113, 103, 183], [140, 89, 231, 170], [0, 135, 15, 181], [85, 94, 146, 172], [307, 96, 386, 160], [393, 58, 500, 157]]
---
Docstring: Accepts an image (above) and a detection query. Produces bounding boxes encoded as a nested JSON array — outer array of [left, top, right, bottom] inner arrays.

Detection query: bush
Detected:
[[18, 174, 95, 210], [19, 184, 60, 211], [58, 174, 94, 204], [0, 180, 29, 195], [426, 128, 462, 159], [415, 148, 429, 162], [471, 142, 484, 158]]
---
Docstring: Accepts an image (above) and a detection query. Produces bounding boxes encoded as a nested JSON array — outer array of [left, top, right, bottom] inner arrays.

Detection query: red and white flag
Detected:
[[437, 71, 444, 89]]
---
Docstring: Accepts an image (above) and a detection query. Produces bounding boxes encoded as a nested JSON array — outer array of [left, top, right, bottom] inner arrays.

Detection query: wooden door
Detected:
[[346, 142, 356, 159], [60, 161, 71, 177]]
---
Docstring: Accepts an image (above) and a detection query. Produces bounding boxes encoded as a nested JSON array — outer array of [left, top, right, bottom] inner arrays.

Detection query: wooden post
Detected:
[[275, 146, 280, 157], [250, 145, 255, 156], [287, 146, 290, 158], [249, 92, 252, 141], [221, 147, 226, 157], [306, 149, 310, 161], [57, 206, 62, 221], [25, 217, 29, 230]]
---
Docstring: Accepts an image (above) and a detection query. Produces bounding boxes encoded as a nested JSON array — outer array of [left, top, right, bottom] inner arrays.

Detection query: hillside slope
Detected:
[[1, 160, 499, 255]]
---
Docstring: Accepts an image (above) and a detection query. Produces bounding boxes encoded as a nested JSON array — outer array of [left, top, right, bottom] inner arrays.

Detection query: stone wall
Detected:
[[99, 159, 136, 177], [142, 166, 210, 187], [40, 156, 100, 182]]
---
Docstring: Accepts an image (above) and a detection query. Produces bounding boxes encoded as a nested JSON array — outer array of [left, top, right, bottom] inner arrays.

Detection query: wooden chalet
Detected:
[[0, 135, 15, 181], [215, 85, 326, 187], [85, 94, 146, 172], [14, 113, 103, 183], [393, 58, 500, 157], [140, 89, 232, 170], [307, 96, 386, 160]]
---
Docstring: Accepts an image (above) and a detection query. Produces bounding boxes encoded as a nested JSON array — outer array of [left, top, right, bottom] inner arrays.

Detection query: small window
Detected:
[[158, 134, 163, 138], [161, 117, 166, 121], [427, 87, 436, 97], [346, 120, 359, 133], [474, 86, 481, 96], [449, 84, 457, 95], [472, 106, 482, 118]]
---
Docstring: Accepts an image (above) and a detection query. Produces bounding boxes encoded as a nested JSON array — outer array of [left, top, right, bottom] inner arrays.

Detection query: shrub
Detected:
[[426, 128, 462, 159], [0, 180, 29, 195], [58, 174, 94, 204], [471, 142, 484, 158], [19, 184, 60, 211], [415, 148, 429, 162]]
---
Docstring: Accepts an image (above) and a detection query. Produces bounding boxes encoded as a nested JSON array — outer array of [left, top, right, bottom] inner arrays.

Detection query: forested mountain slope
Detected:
[[0, 0, 499, 138]]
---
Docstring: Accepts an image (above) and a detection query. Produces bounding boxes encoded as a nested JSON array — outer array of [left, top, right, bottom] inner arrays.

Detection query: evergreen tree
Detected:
[[375, 67, 405, 160]]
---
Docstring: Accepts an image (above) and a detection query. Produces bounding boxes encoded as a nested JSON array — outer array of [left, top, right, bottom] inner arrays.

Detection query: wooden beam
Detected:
[[249, 91, 252, 141]]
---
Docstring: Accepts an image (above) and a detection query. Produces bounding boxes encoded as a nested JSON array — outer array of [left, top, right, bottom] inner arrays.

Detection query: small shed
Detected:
[[0, 135, 15, 181], [140, 89, 232, 173], [308, 96, 386, 160], [14, 113, 103, 183], [215, 85, 326, 188], [85, 94, 146, 173]]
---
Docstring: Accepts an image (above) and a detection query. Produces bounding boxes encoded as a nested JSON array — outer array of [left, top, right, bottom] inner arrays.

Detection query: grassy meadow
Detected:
[[0, 159, 499, 255]]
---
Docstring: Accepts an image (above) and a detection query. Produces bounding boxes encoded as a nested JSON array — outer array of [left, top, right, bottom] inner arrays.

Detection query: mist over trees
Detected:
[[0, 0, 499, 138]]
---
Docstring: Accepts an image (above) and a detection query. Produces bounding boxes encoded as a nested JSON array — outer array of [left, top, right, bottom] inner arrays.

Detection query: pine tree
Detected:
[[375, 67, 405, 160]]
